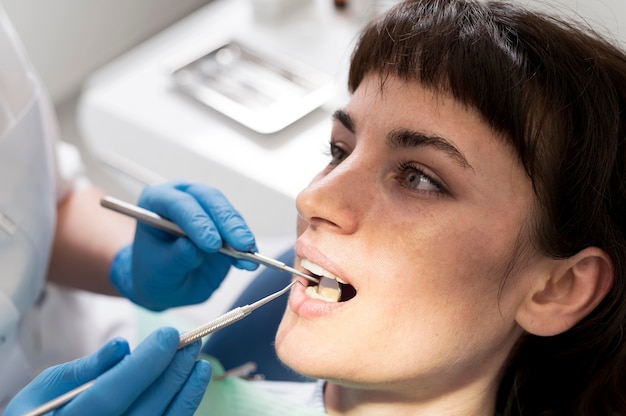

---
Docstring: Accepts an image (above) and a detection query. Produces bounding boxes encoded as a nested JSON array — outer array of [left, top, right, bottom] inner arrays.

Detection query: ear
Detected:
[[516, 247, 614, 336]]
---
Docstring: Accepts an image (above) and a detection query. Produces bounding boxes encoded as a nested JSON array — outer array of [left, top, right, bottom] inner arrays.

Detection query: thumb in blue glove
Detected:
[[4, 336, 128, 416], [110, 182, 259, 311], [5, 327, 211, 416]]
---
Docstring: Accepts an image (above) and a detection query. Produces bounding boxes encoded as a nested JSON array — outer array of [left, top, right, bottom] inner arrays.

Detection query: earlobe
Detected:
[[516, 247, 614, 336]]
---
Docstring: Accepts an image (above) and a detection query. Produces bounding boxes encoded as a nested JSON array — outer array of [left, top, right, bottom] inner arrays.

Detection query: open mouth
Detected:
[[300, 259, 357, 303]]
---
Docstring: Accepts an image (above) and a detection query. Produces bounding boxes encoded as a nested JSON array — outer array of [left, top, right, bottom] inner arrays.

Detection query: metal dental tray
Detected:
[[171, 41, 335, 134]]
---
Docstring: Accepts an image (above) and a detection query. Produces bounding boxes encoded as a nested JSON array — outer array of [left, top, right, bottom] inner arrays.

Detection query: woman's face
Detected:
[[275, 75, 543, 401]]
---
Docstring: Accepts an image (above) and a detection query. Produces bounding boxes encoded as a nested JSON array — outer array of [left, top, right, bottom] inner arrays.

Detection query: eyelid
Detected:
[[326, 139, 350, 165], [396, 161, 450, 196]]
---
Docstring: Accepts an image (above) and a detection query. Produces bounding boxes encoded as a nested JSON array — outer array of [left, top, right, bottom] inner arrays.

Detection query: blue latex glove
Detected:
[[110, 181, 258, 311], [5, 327, 211, 416]]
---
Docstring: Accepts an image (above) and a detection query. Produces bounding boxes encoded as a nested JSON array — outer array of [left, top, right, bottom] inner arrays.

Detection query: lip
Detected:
[[294, 240, 352, 287], [288, 240, 352, 318], [288, 282, 348, 318]]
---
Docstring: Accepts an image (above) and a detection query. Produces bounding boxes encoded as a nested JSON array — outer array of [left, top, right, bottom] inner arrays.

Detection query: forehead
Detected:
[[348, 76, 515, 160], [350, 75, 482, 124]]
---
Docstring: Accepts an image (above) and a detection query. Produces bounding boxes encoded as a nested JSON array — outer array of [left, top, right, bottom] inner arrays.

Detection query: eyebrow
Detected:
[[332, 109, 355, 133], [332, 109, 473, 171], [388, 129, 474, 171]]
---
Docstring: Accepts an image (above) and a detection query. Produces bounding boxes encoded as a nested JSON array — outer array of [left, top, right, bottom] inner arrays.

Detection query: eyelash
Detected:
[[395, 161, 447, 195], [325, 140, 348, 165]]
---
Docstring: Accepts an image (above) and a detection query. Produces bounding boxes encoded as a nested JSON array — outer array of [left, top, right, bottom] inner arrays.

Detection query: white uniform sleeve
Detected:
[[35, 76, 90, 203], [53, 139, 90, 200], [0, 2, 87, 204]]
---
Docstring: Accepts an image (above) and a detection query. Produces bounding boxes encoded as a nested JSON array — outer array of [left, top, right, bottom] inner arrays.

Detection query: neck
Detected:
[[323, 378, 499, 416]]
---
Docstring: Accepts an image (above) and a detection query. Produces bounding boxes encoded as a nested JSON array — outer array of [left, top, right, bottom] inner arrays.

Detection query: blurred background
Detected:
[[3, 0, 213, 200], [3, 0, 211, 104], [3, 0, 624, 105], [2, 0, 624, 201]]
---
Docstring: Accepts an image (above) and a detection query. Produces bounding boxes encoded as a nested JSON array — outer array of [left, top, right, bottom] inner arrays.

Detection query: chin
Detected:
[[276, 326, 383, 388], [274, 316, 336, 379], [274, 316, 308, 370]]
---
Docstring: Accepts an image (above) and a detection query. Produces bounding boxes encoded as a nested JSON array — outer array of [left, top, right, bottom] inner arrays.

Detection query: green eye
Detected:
[[397, 162, 442, 193]]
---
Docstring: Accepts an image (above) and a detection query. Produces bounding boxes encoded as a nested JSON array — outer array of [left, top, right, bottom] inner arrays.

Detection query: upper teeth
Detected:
[[300, 259, 346, 284]]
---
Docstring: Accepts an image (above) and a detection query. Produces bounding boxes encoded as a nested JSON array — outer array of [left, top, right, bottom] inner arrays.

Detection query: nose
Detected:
[[296, 158, 366, 235]]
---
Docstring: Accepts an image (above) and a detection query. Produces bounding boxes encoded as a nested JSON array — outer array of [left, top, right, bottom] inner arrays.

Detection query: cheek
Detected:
[[392, 219, 519, 302], [296, 215, 307, 237]]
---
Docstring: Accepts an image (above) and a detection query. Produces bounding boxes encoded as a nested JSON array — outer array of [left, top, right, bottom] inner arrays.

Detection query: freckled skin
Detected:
[[275, 75, 543, 414]]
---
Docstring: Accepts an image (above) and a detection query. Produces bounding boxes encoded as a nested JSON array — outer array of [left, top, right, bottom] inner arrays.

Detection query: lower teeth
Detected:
[[305, 285, 340, 302]]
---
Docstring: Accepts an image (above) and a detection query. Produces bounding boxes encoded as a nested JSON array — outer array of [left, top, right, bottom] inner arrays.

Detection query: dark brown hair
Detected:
[[348, 0, 626, 414]]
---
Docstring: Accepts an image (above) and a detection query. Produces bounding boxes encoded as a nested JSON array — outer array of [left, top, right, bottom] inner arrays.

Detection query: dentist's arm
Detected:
[[47, 185, 134, 295]]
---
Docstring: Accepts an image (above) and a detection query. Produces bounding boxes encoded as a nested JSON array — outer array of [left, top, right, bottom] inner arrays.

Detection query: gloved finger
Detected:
[[140, 182, 258, 270], [183, 183, 256, 251], [138, 182, 224, 252], [59, 327, 180, 416], [3, 339, 129, 416], [125, 340, 204, 415], [164, 360, 212, 416], [40, 337, 129, 393], [183, 183, 258, 270]]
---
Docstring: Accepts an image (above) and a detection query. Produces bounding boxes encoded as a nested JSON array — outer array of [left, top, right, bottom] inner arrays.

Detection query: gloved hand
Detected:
[[110, 181, 258, 311], [5, 327, 211, 416]]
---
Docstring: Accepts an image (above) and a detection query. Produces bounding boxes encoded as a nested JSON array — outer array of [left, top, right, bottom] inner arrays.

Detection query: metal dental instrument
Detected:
[[316, 274, 342, 302], [23, 280, 299, 416], [178, 279, 298, 347], [100, 196, 319, 284]]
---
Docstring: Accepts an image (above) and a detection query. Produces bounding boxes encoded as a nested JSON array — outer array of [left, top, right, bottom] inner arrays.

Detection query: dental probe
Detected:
[[100, 196, 319, 284], [177, 280, 298, 347], [23, 280, 299, 416]]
